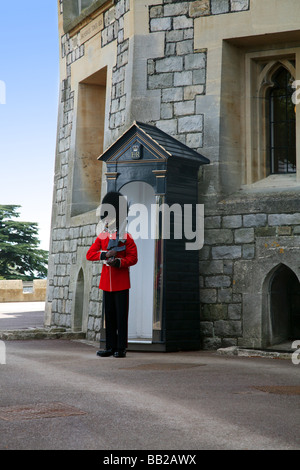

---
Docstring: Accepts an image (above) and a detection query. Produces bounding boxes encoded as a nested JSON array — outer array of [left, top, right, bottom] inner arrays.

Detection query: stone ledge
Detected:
[[217, 346, 292, 360], [0, 328, 86, 341]]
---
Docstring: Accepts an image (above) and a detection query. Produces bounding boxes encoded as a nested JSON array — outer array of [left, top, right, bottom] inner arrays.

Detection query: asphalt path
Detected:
[[0, 302, 45, 330], [0, 338, 299, 451]]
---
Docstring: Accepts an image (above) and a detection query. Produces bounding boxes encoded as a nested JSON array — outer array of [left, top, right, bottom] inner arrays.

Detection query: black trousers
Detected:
[[104, 290, 129, 352]]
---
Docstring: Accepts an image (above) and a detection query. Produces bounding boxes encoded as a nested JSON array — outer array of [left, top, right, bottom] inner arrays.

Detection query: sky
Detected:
[[0, 1, 60, 250]]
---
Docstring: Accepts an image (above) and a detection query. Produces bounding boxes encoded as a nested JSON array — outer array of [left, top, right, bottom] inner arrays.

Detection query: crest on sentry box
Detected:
[[131, 142, 142, 160]]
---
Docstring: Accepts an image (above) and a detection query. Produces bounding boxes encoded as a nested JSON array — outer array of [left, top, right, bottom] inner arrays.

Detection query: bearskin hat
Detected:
[[100, 191, 128, 229]]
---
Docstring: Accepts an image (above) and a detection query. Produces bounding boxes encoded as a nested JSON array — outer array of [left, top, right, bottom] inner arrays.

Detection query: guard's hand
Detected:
[[106, 249, 117, 258], [107, 258, 121, 267]]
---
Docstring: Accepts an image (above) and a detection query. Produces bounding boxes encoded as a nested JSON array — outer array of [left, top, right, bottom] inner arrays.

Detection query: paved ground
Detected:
[[0, 302, 299, 451], [0, 302, 45, 330], [0, 337, 299, 451]]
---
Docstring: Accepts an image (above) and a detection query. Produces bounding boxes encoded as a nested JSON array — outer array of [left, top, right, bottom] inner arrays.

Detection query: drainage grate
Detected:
[[120, 363, 206, 371], [0, 402, 86, 421], [254, 386, 300, 396]]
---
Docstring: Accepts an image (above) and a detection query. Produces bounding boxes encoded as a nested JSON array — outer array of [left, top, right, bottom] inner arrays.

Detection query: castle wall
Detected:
[[47, 0, 300, 347]]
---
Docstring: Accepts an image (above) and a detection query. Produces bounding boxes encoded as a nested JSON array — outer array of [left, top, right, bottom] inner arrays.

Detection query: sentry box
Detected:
[[98, 121, 209, 352]]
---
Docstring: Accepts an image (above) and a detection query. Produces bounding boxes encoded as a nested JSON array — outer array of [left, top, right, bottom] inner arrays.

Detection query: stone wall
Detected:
[[200, 192, 300, 349], [147, 0, 250, 152], [0, 280, 47, 303], [48, 0, 300, 349]]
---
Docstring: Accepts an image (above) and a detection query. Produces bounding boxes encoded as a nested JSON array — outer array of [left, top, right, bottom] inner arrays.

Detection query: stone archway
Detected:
[[74, 268, 85, 332], [266, 264, 300, 346]]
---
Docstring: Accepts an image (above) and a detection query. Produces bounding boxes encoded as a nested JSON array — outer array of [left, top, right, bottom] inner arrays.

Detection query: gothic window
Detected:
[[267, 67, 296, 174], [63, 0, 106, 32], [77, 0, 96, 16], [245, 55, 297, 184]]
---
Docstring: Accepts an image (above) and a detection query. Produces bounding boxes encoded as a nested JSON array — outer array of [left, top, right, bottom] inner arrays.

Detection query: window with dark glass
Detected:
[[268, 67, 296, 174], [63, 0, 107, 33], [77, 0, 96, 15]]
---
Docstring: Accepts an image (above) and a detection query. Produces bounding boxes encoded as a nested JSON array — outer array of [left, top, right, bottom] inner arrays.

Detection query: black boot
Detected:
[[113, 350, 126, 358], [96, 349, 114, 357]]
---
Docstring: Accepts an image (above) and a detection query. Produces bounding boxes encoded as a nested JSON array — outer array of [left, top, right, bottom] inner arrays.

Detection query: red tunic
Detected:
[[86, 232, 138, 292]]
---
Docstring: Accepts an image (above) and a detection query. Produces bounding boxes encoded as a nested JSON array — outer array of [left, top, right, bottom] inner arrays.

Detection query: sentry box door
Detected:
[[98, 121, 209, 351]]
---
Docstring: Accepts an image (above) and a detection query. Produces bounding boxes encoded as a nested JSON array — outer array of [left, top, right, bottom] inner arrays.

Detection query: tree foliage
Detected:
[[0, 205, 48, 280]]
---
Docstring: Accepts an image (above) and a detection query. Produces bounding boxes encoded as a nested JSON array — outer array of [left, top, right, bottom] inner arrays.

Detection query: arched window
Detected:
[[74, 269, 84, 331], [267, 67, 296, 174], [245, 56, 297, 184], [269, 264, 300, 345]]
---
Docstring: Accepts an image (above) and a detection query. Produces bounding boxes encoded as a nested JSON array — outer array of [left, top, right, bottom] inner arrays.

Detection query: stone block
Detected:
[[164, 3, 189, 16], [149, 5, 163, 18], [243, 213, 267, 227], [166, 30, 184, 42], [211, 0, 230, 15], [176, 40, 194, 55], [160, 103, 173, 119], [202, 303, 227, 321], [200, 288, 217, 303], [222, 215, 242, 228], [193, 69, 206, 85], [156, 56, 183, 73], [189, 0, 210, 17], [156, 119, 177, 135], [200, 321, 214, 336], [277, 226, 292, 236], [212, 245, 241, 259], [186, 132, 202, 148], [183, 85, 204, 100], [268, 213, 300, 226], [242, 244, 255, 259], [174, 100, 194, 116], [148, 73, 173, 89], [230, 0, 249, 11], [205, 216, 221, 229], [218, 288, 232, 303], [204, 228, 233, 245], [178, 114, 203, 132], [202, 337, 222, 350], [234, 228, 254, 243], [214, 320, 242, 337], [228, 303, 242, 319], [205, 275, 231, 288], [162, 87, 183, 102], [174, 70, 193, 86], [199, 260, 224, 275], [173, 15, 193, 30], [185, 53, 206, 70], [150, 17, 172, 32], [165, 43, 176, 56], [255, 226, 276, 237], [183, 29, 193, 40]]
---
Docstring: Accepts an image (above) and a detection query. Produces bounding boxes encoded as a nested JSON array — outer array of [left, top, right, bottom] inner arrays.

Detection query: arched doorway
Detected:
[[74, 268, 85, 331], [268, 264, 300, 345], [121, 181, 156, 343]]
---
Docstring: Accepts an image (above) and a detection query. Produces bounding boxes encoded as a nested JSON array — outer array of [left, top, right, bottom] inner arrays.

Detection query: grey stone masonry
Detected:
[[49, 0, 132, 340], [50, 0, 254, 345], [48, 222, 102, 342], [148, 0, 250, 151], [101, 1, 130, 131], [200, 208, 300, 350]]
